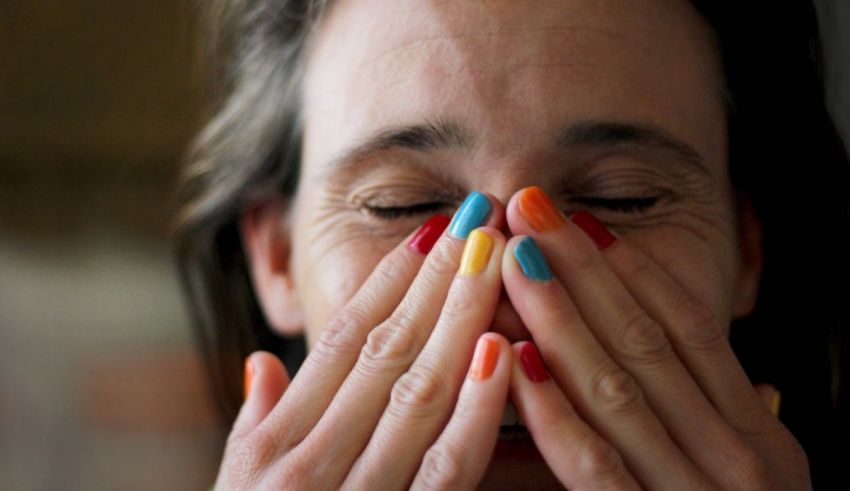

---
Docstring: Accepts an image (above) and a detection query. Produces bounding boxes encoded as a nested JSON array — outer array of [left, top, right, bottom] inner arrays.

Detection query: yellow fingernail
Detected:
[[459, 230, 494, 276], [770, 390, 782, 417]]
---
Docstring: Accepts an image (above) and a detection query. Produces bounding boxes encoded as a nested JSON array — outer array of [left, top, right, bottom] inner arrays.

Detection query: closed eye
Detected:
[[364, 202, 447, 219], [570, 196, 659, 213]]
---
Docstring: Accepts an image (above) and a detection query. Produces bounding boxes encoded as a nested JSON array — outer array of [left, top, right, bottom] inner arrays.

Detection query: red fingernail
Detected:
[[408, 214, 451, 254], [243, 357, 254, 401], [571, 211, 617, 250], [519, 342, 550, 382]]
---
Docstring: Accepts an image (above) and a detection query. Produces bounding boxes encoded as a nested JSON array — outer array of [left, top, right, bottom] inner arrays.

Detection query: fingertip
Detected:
[[480, 191, 506, 231]]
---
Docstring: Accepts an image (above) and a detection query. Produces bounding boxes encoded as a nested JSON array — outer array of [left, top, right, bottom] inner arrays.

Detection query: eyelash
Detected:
[[365, 196, 659, 219]]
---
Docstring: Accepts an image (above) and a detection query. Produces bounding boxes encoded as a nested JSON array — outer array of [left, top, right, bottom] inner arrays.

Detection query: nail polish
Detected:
[[243, 357, 254, 401], [469, 336, 499, 380], [449, 192, 493, 239], [571, 211, 617, 250], [518, 186, 566, 232], [513, 236, 553, 281], [459, 229, 494, 276], [770, 390, 782, 417], [519, 342, 550, 382], [408, 214, 451, 254]]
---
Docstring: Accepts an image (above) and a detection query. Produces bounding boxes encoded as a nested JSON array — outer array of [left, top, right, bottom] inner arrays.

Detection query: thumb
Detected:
[[231, 351, 290, 441]]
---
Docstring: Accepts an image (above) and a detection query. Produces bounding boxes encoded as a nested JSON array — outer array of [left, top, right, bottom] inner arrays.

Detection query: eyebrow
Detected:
[[323, 118, 710, 177], [556, 121, 711, 176]]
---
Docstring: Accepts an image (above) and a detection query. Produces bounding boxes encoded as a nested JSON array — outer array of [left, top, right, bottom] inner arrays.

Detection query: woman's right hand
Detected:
[[214, 193, 511, 490]]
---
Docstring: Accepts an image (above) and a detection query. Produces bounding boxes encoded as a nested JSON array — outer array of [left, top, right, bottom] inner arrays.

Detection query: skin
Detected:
[[223, 0, 810, 489]]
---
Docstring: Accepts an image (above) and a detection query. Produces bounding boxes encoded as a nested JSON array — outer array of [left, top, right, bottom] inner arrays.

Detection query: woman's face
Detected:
[[276, 0, 761, 347]]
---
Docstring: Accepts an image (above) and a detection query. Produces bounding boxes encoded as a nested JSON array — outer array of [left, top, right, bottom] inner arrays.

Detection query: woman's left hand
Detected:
[[500, 187, 810, 490]]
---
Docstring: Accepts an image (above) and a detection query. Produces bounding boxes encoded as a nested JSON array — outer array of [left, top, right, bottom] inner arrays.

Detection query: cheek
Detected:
[[295, 238, 392, 348], [629, 227, 738, 329]]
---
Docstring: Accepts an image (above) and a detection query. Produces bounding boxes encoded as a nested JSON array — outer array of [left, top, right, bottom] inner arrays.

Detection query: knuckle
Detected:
[[360, 318, 419, 372], [677, 302, 726, 353], [424, 238, 462, 278], [728, 446, 773, 490], [417, 443, 465, 490], [591, 365, 644, 416], [313, 310, 367, 360], [389, 369, 449, 419], [577, 438, 626, 483], [224, 432, 277, 488], [617, 308, 673, 364]]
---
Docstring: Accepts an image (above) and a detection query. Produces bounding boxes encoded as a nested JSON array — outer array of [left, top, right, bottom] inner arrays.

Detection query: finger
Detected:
[[230, 351, 290, 443], [259, 213, 450, 446], [501, 235, 709, 490], [286, 193, 502, 486], [506, 187, 751, 484], [342, 226, 506, 489], [510, 341, 640, 491], [407, 333, 511, 491], [590, 223, 776, 432]]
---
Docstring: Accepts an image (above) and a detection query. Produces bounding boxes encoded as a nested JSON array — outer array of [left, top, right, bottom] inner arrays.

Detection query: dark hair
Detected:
[[176, 1, 850, 485]]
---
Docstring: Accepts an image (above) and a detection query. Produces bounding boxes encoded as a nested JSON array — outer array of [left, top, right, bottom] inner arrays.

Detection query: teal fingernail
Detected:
[[449, 192, 492, 239], [514, 237, 553, 281]]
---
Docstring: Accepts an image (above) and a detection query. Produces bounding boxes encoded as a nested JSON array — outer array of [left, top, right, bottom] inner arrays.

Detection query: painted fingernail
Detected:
[[243, 357, 254, 401], [449, 191, 493, 239], [469, 335, 500, 380], [513, 237, 553, 281], [408, 214, 451, 254], [459, 229, 494, 276], [519, 342, 550, 382], [770, 390, 782, 417], [518, 186, 566, 232], [571, 211, 617, 250]]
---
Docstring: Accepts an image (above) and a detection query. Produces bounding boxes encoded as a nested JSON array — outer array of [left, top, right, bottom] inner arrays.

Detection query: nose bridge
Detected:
[[469, 152, 543, 215]]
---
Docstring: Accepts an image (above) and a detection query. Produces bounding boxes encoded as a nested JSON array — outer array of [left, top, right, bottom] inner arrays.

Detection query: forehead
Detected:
[[302, 0, 725, 172]]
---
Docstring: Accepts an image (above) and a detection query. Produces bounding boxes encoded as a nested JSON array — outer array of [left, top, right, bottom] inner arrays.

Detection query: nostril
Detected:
[[489, 289, 531, 343]]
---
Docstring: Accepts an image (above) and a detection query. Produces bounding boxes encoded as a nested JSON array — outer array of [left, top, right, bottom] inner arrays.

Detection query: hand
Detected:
[[215, 193, 513, 490], [501, 186, 810, 490]]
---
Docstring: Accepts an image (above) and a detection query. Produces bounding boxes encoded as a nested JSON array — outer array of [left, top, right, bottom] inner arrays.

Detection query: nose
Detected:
[[489, 285, 533, 343]]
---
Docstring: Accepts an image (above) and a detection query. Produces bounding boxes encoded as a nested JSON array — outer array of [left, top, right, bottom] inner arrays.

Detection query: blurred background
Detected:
[[0, 1, 847, 490]]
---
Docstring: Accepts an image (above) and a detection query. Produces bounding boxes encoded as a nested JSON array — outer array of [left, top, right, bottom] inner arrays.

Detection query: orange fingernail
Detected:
[[243, 357, 254, 401], [468, 336, 499, 380], [518, 186, 567, 232], [770, 390, 782, 417]]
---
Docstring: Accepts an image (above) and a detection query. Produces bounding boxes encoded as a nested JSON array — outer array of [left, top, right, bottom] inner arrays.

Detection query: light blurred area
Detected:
[[0, 1, 847, 491], [1, 0, 223, 489]]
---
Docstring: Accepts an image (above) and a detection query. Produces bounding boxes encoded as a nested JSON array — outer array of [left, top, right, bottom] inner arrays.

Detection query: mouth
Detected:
[[498, 403, 531, 440]]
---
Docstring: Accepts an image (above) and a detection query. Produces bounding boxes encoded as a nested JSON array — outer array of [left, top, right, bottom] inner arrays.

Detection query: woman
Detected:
[[177, 0, 850, 488]]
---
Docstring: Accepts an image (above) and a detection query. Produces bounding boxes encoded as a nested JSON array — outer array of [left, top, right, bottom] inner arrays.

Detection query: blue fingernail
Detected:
[[449, 192, 492, 239], [513, 237, 553, 281]]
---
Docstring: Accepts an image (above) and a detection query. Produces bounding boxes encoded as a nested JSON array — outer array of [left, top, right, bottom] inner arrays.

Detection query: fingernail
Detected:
[[459, 229, 494, 276], [243, 357, 254, 401], [449, 191, 493, 239], [770, 390, 782, 417], [408, 214, 451, 254], [469, 335, 500, 380], [518, 186, 566, 232], [571, 211, 617, 250], [519, 342, 550, 382], [513, 237, 553, 281]]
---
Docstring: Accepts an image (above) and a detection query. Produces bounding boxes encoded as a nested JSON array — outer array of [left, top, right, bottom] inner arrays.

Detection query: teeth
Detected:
[[500, 402, 524, 427]]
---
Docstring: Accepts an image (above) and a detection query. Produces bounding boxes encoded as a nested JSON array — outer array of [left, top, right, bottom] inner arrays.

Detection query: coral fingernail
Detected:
[[408, 214, 450, 254], [571, 211, 617, 250], [459, 229, 494, 276], [449, 191, 493, 239], [469, 335, 499, 380], [243, 357, 254, 401], [519, 342, 550, 382], [518, 186, 566, 232], [513, 236, 553, 281], [770, 390, 782, 417]]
